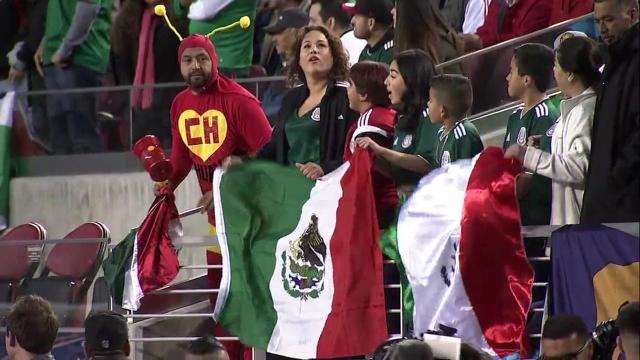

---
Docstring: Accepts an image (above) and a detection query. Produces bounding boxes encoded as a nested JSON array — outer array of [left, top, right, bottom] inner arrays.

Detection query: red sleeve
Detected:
[[513, 0, 552, 38], [571, 0, 593, 18], [475, 0, 500, 47], [233, 98, 273, 156], [168, 99, 193, 189]]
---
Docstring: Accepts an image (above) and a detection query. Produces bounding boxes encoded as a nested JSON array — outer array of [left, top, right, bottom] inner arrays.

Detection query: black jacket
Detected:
[[260, 80, 358, 174], [581, 23, 640, 224]]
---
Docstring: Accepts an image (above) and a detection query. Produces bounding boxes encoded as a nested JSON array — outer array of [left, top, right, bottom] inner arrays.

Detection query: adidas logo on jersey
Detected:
[[534, 102, 550, 118], [383, 40, 394, 51], [453, 122, 467, 140]]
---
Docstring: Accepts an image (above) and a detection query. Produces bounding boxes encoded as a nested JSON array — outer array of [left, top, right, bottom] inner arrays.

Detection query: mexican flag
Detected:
[[103, 188, 181, 311], [390, 147, 533, 357], [212, 150, 387, 358], [0, 92, 15, 232]]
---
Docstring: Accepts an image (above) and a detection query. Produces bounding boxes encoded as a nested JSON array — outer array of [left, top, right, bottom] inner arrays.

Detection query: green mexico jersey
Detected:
[[174, 0, 257, 74], [434, 120, 484, 168], [358, 28, 394, 65], [286, 107, 321, 165], [43, 0, 112, 73], [392, 110, 440, 185], [503, 99, 559, 225]]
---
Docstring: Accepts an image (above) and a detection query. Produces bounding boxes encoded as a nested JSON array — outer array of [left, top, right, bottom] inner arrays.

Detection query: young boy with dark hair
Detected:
[[428, 74, 484, 167], [344, 60, 397, 228], [503, 43, 559, 226]]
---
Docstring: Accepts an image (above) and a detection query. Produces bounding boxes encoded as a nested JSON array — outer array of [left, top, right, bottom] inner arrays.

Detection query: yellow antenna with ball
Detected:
[[154, 5, 183, 41], [154, 4, 251, 41]]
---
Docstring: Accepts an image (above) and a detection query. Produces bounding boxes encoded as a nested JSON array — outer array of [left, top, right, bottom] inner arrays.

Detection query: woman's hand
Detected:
[[296, 162, 324, 180], [356, 137, 383, 154], [504, 144, 527, 164]]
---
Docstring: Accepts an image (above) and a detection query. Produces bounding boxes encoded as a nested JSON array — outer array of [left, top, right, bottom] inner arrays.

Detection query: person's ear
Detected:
[[327, 17, 335, 31], [8, 331, 16, 347], [368, 17, 375, 31], [358, 91, 368, 103], [440, 104, 447, 120]]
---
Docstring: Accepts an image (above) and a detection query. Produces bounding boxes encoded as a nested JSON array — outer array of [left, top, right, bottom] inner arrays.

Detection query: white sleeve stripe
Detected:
[[535, 106, 540, 118], [351, 125, 389, 143]]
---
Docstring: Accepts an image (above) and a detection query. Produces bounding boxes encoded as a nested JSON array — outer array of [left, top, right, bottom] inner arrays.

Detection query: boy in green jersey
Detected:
[[503, 43, 559, 226], [428, 74, 484, 167]]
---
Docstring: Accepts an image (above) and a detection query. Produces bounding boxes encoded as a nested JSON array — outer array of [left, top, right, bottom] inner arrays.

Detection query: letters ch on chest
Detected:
[[178, 109, 229, 161]]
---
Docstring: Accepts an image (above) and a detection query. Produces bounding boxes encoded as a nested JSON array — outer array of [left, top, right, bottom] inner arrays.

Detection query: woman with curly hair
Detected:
[[261, 25, 359, 179]]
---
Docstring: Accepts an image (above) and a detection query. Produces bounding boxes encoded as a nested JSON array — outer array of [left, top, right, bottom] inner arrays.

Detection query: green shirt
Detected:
[[503, 99, 559, 225], [286, 107, 321, 165], [434, 120, 484, 167], [43, 0, 112, 74], [174, 0, 257, 74], [391, 111, 440, 185], [358, 27, 394, 65]]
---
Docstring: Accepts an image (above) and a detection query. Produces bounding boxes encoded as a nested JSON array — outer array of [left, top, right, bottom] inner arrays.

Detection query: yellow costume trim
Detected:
[[207, 223, 221, 253]]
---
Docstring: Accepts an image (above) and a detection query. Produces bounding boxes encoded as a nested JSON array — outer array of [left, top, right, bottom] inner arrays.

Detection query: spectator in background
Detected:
[[261, 8, 308, 122], [185, 335, 230, 360], [4, 295, 59, 360], [505, 36, 601, 225], [432, 0, 492, 35], [84, 311, 130, 360], [460, 343, 493, 360], [343, 0, 395, 64], [393, 0, 461, 66], [111, 0, 186, 149], [541, 314, 593, 360], [5, 0, 50, 148], [385, 339, 434, 360], [617, 302, 640, 360], [173, 0, 258, 77], [37, 0, 112, 154], [466, 0, 553, 48], [502, 44, 559, 227], [260, 25, 358, 180], [549, 0, 593, 25], [1, 0, 24, 92], [581, 0, 639, 224], [257, 0, 308, 75], [308, 0, 367, 66]]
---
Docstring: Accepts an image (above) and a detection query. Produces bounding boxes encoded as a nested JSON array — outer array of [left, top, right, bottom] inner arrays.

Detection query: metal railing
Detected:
[[435, 13, 594, 71]]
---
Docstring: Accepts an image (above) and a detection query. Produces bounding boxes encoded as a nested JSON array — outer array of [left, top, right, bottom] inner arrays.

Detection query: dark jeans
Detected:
[[44, 64, 104, 154]]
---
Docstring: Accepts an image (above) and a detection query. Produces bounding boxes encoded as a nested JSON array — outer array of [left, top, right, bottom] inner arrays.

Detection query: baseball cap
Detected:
[[84, 312, 129, 354], [264, 8, 309, 35], [342, 0, 393, 25], [553, 31, 589, 50]]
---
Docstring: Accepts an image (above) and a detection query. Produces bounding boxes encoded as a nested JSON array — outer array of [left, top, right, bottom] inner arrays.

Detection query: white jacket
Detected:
[[523, 88, 597, 225]]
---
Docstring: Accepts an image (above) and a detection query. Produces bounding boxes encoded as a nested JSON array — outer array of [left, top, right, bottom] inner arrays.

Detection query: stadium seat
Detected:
[[0, 223, 47, 314], [19, 222, 109, 326]]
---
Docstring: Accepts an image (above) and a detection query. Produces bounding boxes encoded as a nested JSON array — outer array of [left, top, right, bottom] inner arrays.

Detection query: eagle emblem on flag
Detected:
[[282, 214, 327, 300]]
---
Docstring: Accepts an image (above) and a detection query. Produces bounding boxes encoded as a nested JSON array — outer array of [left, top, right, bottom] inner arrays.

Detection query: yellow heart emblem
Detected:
[[178, 109, 228, 162]]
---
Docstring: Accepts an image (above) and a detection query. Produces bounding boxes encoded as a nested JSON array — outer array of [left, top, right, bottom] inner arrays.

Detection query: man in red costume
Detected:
[[158, 33, 272, 359]]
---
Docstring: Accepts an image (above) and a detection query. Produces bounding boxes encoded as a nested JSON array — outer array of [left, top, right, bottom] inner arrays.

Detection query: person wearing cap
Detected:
[[84, 311, 130, 360], [4, 295, 58, 360], [308, 0, 367, 66], [343, 0, 395, 65], [261, 8, 309, 123]]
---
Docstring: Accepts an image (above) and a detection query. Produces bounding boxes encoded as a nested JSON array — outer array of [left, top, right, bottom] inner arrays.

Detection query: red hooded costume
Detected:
[[169, 35, 271, 360], [169, 35, 272, 226]]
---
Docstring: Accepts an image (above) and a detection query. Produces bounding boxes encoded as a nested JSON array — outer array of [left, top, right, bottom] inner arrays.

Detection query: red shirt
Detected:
[[476, 0, 552, 47], [344, 106, 398, 219], [549, 0, 592, 25], [169, 76, 272, 224]]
